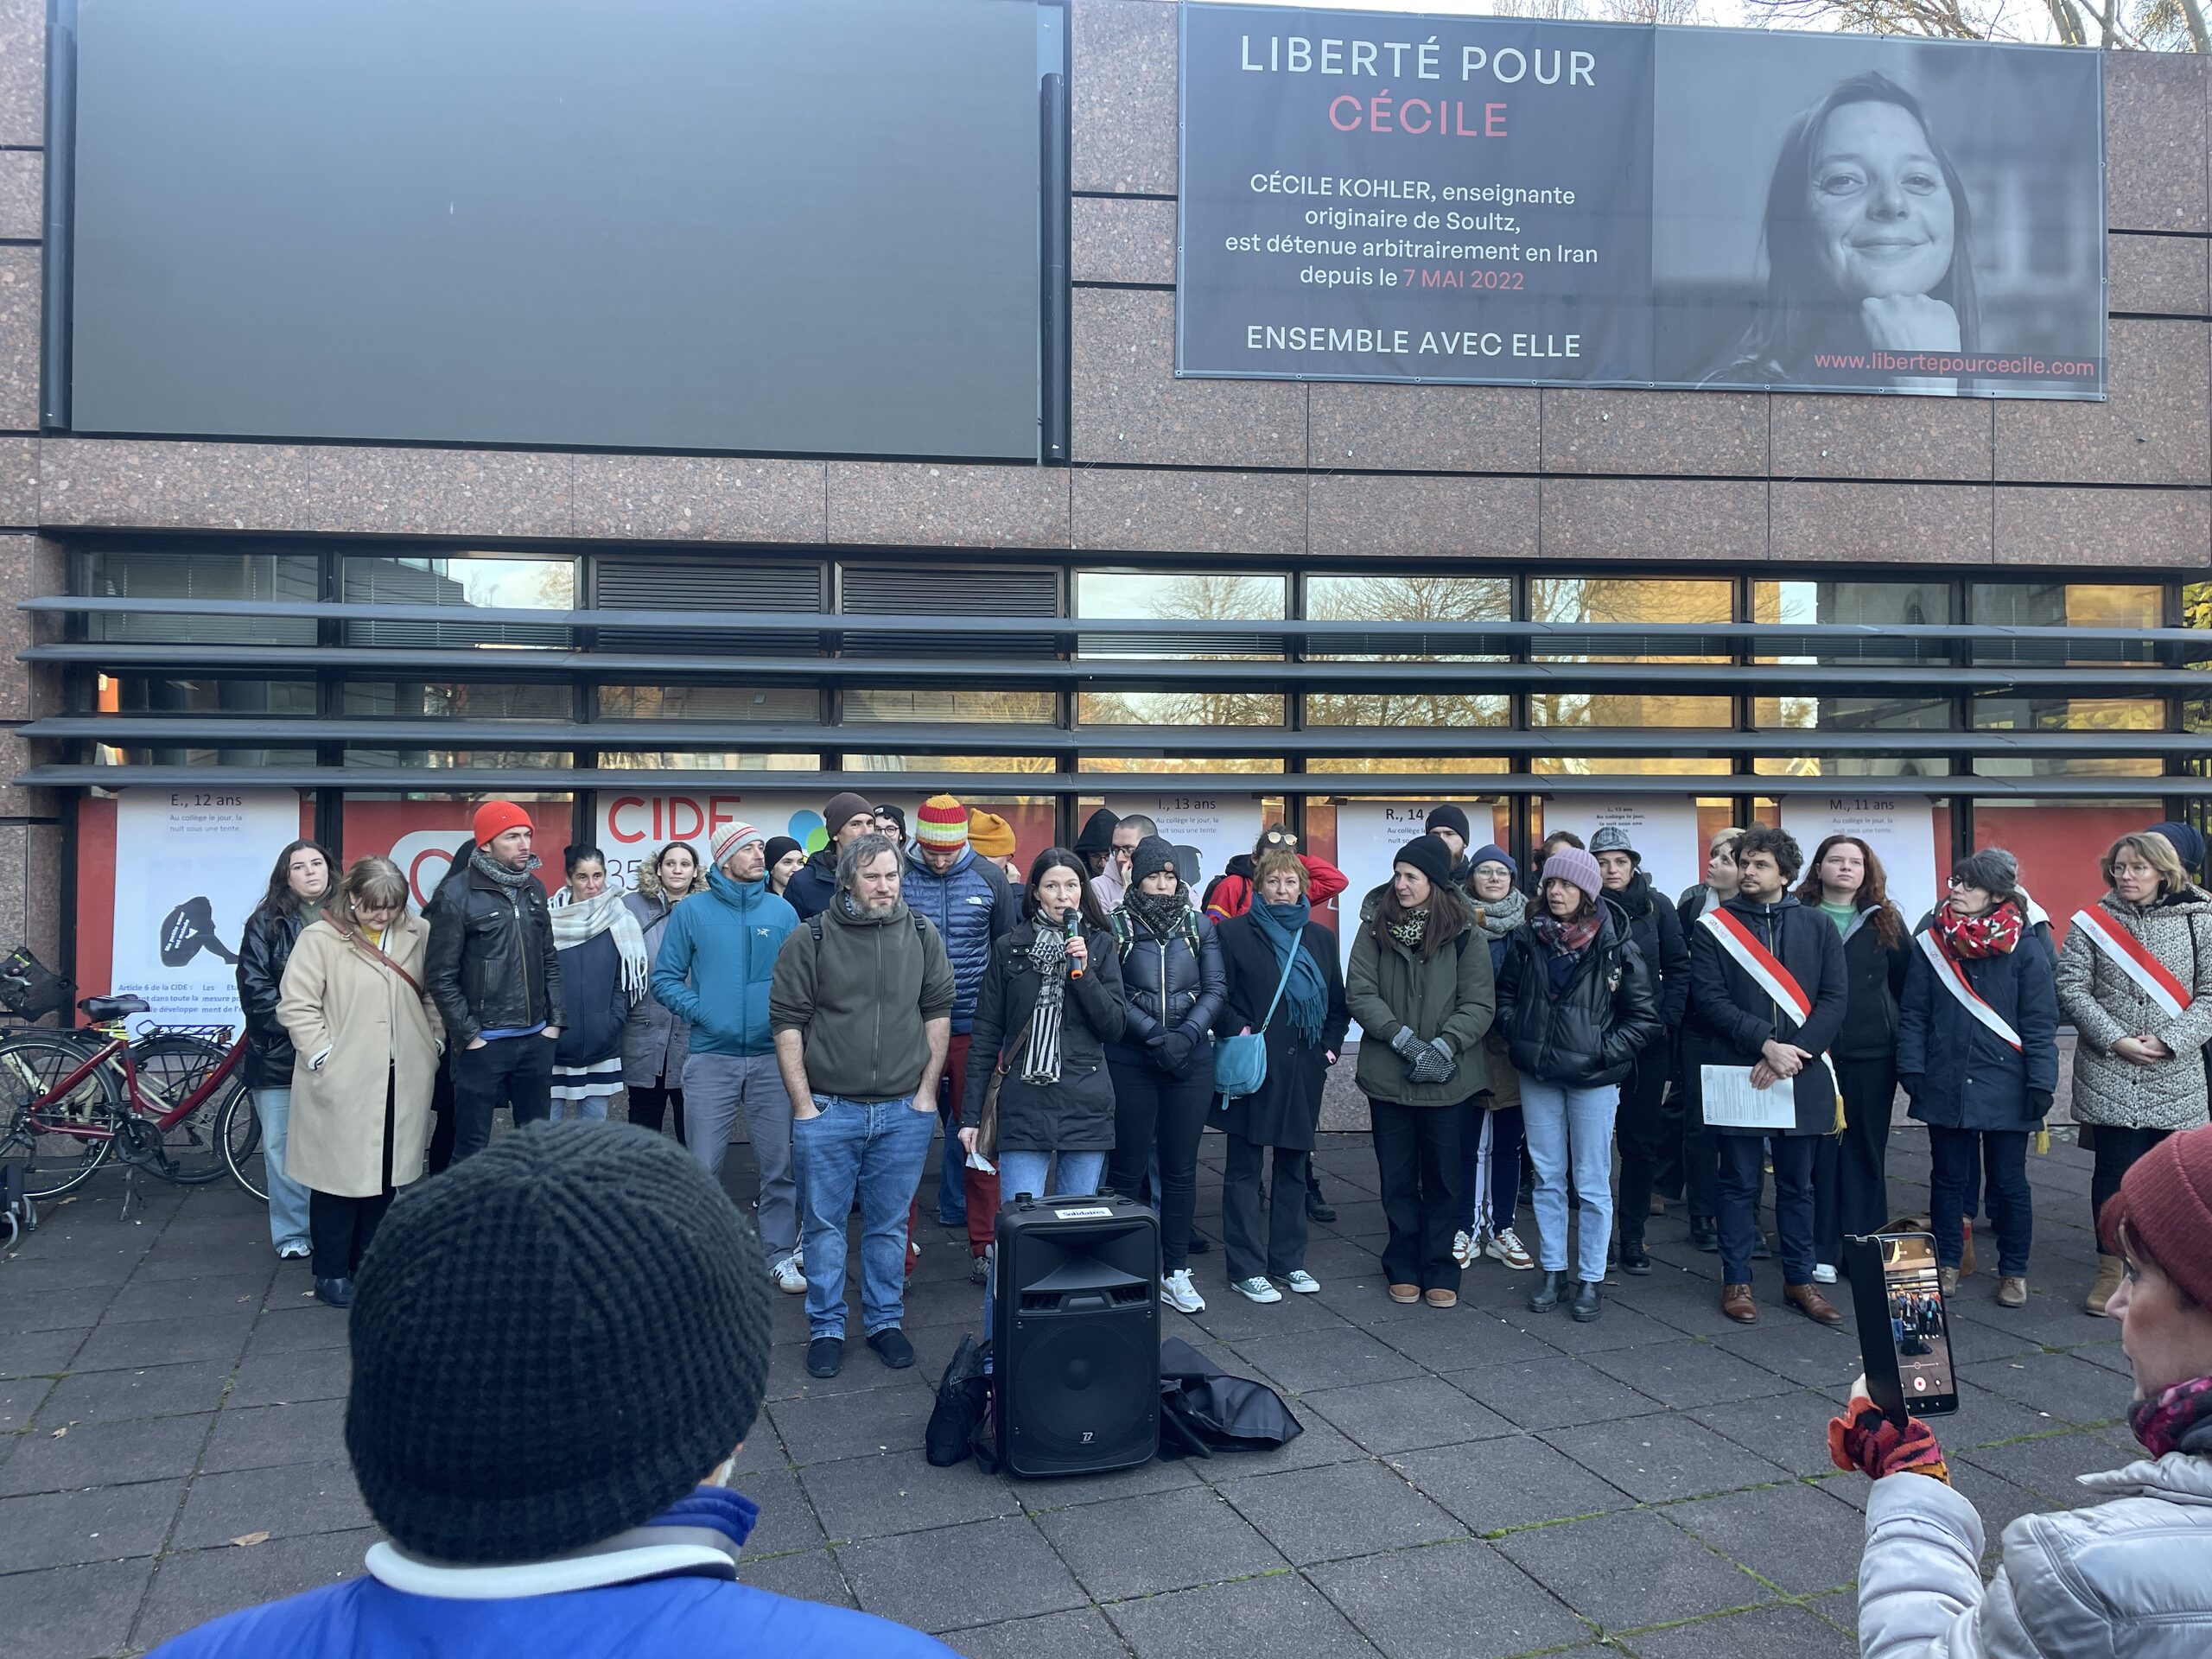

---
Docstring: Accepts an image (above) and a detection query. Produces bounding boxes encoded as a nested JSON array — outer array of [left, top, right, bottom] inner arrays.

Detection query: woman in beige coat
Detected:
[[277, 856, 442, 1308]]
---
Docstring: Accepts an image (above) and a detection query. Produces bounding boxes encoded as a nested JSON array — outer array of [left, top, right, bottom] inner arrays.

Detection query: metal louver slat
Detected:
[[838, 565, 1060, 658], [593, 556, 829, 656]]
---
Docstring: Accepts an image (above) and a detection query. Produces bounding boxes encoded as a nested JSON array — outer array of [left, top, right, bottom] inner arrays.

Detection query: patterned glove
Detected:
[[1390, 1027, 1423, 1058], [1827, 1401, 1951, 1484]]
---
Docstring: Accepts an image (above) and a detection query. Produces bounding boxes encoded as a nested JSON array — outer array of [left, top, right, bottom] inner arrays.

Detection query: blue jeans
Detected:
[[1721, 1134, 1815, 1285], [545, 1095, 609, 1123], [791, 1093, 936, 1341], [983, 1148, 1108, 1344], [252, 1087, 312, 1255], [1929, 1126, 2031, 1276], [1520, 1079, 1618, 1283]]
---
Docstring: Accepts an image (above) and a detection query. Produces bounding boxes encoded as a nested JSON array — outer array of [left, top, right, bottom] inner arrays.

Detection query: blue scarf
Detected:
[[641, 1484, 759, 1547], [1250, 898, 1327, 1047]]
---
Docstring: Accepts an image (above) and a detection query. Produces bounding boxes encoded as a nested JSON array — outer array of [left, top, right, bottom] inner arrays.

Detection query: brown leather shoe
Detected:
[[1424, 1287, 1459, 1309], [1387, 1282, 1421, 1304], [1722, 1283, 1758, 1324], [1784, 1282, 1843, 1325]]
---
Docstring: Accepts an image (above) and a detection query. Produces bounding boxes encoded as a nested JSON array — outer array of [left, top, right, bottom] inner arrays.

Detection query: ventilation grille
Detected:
[[593, 555, 828, 656], [838, 564, 1060, 659]]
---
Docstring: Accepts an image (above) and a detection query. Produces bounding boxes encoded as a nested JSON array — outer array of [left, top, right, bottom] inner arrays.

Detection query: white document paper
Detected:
[[1700, 1065, 1798, 1130]]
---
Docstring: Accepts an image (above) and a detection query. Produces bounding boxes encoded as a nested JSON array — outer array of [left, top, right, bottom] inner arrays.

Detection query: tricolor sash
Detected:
[[1915, 930, 2023, 1052], [1699, 906, 1812, 1021], [2070, 906, 2193, 1020]]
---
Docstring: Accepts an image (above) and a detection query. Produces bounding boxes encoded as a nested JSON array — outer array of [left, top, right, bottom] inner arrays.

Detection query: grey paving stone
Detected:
[[0, 1557, 156, 1659], [1224, 1325, 1426, 1395], [2065, 1336, 2133, 1378], [172, 1459, 373, 1549], [1512, 1298, 1679, 1355], [0, 1325, 90, 1379], [197, 1398, 348, 1475], [0, 1478, 186, 1570], [72, 1312, 255, 1374], [0, 1372, 53, 1433], [836, 1515, 1087, 1635], [1957, 1351, 2132, 1425], [1300, 1373, 1517, 1455], [734, 1544, 855, 1606], [0, 1410, 212, 1497], [1705, 1318, 1864, 1390], [1955, 1430, 2134, 1508], [1546, 1410, 1789, 1503], [1103, 1570, 1379, 1659], [33, 1358, 234, 1429], [1492, 1507, 1773, 1630], [946, 1607, 1134, 1659], [1947, 1377, 2079, 1446], [766, 1379, 936, 1465], [1393, 1433, 1633, 1535], [1219, 1458, 1463, 1564], [1015, 1450, 1206, 1511], [238, 1305, 351, 1357], [1662, 1478, 1870, 1596], [1368, 1309, 1558, 1372], [726, 1460, 827, 1557], [130, 1527, 379, 1650], [1035, 1484, 1286, 1599], [763, 1334, 942, 1402], [1584, 1338, 1799, 1409], [1685, 1389, 1856, 1478], [102, 1272, 272, 1327], [0, 1284, 121, 1336], [224, 1344, 352, 1409], [1307, 1536, 1590, 1659], [1444, 1355, 1666, 1433], [1947, 1283, 2113, 1351], [1621, 1599, 1856, 1659], [799, 1447, 1021, 1541]]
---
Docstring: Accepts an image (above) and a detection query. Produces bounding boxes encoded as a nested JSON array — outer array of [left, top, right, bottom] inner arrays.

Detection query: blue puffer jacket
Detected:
[[900, 845, 1014, 1033], [1897, 919, 2062, 1133], [649, 868, 797, 1058]]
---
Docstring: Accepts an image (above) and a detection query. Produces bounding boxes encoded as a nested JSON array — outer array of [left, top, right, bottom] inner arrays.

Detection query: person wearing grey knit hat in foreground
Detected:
[[149, 1124, 953, 1659]]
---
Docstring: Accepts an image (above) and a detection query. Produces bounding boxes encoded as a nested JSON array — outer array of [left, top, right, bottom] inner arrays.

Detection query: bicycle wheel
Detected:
[[128, 1033, 234, 1184], [216, 1082, 268, 1204], [0, 1031, 123, 1198]]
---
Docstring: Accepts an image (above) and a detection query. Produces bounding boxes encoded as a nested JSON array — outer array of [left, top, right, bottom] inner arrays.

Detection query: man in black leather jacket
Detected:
[[1592, 825, 1691, 1274], [426, 802, 565, 1161]]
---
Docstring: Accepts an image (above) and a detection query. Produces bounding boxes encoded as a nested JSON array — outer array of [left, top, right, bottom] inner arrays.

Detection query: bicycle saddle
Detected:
[[79, 994, 149, 1020]]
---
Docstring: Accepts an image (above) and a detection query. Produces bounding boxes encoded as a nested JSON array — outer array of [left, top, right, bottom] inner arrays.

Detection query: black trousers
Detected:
[[1369, 1096, 1465, 1293], [2091, 1125, 2172, 1240], [1106, 1060, 1213, 1272], [451, 1033, 555, 1160], [1221, 1135, 1312, 1282], [1815, 1055, 1897, 1267], [1652, 1072, 1687, 1201], [1613, 1049, 1671, 1251], [309, 1067, 397, 1281], [628, 1083, 687, 1141], [424, 1053, 456, 1177]]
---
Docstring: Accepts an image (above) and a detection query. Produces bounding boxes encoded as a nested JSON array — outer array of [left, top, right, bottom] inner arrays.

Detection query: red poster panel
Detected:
[[1974, 801, 2164, 950]]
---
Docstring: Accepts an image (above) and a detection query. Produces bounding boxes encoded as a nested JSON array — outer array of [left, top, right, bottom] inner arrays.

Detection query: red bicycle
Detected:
[[0, 992, 251, 1200]]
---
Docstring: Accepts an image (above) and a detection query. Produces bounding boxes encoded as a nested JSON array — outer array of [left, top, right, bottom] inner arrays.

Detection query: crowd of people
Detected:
[[234, 793, 2212, 1349]]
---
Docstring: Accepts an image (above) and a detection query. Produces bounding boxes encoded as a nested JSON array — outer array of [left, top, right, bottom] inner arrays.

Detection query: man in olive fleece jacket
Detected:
[[768, 835, 956, 1377]]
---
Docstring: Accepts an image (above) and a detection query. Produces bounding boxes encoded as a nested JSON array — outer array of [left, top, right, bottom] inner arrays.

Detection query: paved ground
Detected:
[[0, 1120, 2138, 1659]]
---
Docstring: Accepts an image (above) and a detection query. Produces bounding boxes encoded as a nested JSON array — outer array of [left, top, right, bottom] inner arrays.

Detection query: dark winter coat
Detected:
[[1494, 908, 1663, 1088], [551, 930, 630, 1070], [1684, 892, 1848, 1138], [1107, 901, 1226, 1078], [1897, 925, 2061, 1134], [960, 923, 1128, 1154], [424, 859, 564, 1046], [620, 890, 690, 1086], [1828, 906, 1911, 1061], [237, 903, 310, 1088], [900, 845, 1015, 1033], [1213, 915, 1349, 1150], [784, 844, 841, 921], [1346, 902, 1495, 1108], [1605, 874, 1688, 1029]]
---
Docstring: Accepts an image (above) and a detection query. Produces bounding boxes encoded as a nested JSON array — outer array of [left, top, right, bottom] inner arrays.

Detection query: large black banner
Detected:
[[1177, 7, 2106, 399]]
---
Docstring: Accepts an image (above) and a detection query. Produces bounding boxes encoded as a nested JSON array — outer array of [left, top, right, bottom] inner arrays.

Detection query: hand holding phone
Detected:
[[1844, 1231, 1959, 1422]]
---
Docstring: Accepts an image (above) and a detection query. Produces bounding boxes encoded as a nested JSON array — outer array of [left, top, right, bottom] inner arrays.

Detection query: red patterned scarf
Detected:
[[2130, 1373, 2212, 1458], [1935, 898, 2023, 960]]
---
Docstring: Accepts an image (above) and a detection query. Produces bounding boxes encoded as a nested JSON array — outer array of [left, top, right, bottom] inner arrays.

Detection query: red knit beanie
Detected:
[[916, 795, 969, 851], [2102, 1122, 2212, 1308], [473, 800, 533, 848]]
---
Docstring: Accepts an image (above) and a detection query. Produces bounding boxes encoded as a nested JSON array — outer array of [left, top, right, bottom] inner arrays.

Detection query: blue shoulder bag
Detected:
[[1214, 938, 1303, 1103]]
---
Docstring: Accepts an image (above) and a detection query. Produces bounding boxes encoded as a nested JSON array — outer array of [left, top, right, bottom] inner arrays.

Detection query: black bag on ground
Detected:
[[925, 1333, 991, 1467], [1156, 1337, 1303, 1459]]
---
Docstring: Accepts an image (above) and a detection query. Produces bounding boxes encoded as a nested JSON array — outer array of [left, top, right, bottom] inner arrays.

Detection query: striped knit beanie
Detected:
[[917, 795, 969, 851]]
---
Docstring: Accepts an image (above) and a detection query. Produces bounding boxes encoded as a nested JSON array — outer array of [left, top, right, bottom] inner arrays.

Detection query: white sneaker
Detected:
[[1812, 1262, 1839, 1285], [1485, 1228, 1535, 1270], [1452, 1229, 1479, 1268], [1279, 1270, 1322, 1294], [770, 1254, 806, 1294], [1160, 1268, 1206, 1314], [1231, 1275, 1283, 1303]]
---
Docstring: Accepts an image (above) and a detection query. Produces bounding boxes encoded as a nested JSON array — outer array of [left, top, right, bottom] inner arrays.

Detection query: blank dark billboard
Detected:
[[67, 0, 1047, 459]]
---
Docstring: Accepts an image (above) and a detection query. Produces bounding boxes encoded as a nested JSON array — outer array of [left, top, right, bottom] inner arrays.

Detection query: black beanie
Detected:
[[346, 1123, 773, 1564], [1424, 804, 1471, 844], [1074, 807, 1121, 856], [1130, 835, 1178, 884], [762, 835, 801, 872], [1396, 833, 1457, 893]]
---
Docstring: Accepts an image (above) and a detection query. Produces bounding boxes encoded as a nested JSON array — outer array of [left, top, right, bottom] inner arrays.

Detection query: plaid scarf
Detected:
[[1533, 912, 1600, 957], [1934, 897, 2023, 959], [2130, 1372, 2212, 1458]]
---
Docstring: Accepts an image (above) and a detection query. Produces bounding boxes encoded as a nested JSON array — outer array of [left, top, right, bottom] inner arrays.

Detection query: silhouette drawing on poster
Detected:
[[159, 897, 240, 968]]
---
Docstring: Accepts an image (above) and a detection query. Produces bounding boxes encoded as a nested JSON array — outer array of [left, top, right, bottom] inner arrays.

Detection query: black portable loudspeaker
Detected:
[[992, 1189, 1160, 1478]]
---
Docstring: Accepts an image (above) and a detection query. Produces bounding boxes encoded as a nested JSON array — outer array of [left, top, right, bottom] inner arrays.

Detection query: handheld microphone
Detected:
[[1064, 911, 1084, 978]]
